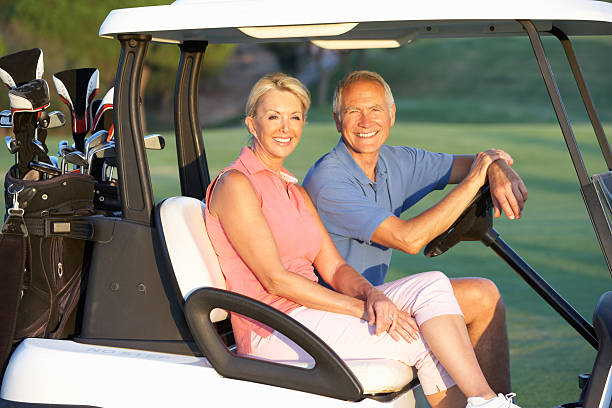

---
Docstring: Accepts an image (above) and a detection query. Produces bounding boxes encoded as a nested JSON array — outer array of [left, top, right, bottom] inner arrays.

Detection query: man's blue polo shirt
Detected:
[[303, 138, 454, 286]]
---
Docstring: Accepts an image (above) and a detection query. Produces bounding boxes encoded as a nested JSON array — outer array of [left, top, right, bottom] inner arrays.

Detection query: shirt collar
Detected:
[[237, 146, 299, 184], [331, 138, 387, 186]]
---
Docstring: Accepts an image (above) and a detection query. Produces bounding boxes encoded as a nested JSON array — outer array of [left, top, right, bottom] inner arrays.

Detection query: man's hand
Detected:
[[487, 159, 528, 219], [364, 288, 419, 342]]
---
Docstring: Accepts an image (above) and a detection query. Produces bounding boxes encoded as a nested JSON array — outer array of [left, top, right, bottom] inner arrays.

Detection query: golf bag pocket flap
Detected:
[[5, 165, 94, 216]]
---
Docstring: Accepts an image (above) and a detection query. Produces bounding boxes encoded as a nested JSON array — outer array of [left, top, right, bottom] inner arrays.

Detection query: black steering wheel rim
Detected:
[[424, 183, 494, 258]]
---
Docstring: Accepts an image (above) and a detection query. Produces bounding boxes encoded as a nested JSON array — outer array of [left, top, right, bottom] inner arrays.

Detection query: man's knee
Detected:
[[451, 277, 504, 318]]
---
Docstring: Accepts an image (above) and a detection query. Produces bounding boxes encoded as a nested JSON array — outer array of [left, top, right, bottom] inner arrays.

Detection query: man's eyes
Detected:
[[345, 107, 383, 115]]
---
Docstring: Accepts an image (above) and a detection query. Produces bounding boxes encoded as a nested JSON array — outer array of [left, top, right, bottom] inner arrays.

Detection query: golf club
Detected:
[[0, 110, 12, 128], [144, 134, 165, 150]]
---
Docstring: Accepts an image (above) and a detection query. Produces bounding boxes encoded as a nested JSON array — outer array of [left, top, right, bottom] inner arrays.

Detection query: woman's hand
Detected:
[[365, 289, 419, 342]]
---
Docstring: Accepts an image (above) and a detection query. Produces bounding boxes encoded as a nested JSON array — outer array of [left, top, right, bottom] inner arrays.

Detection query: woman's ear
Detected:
[[245, 116, 257, 137]]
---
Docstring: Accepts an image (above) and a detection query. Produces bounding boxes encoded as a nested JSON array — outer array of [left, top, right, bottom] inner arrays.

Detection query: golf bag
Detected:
[[0, 167, 94, 375]]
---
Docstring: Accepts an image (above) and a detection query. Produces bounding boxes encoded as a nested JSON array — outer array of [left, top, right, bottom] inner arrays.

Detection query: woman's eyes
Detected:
[[266, 114, 302, 121]]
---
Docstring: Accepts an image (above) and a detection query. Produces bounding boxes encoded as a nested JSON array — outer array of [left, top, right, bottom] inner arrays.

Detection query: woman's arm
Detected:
[[297, 186, 419, 341], [208, 170, 365, 319]]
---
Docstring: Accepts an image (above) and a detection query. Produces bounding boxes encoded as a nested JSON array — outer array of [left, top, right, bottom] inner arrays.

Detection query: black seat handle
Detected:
[[185, 287, 363, 401]]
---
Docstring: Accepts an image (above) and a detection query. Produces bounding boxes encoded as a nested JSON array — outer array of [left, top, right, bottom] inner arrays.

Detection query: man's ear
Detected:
[[333, 113, 342, 133], [390, 104, 396, 127]]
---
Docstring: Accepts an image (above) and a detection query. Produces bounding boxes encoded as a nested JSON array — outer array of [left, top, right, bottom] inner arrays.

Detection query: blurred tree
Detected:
[[0, 1, 233, 110]]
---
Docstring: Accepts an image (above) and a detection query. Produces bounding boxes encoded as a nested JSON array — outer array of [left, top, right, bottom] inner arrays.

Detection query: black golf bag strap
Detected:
[[0, 209, 28, 379], [24, 217, 94, 240]]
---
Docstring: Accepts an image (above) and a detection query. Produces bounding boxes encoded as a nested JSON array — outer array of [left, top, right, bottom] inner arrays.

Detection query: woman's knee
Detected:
[[420, 271, 454, 294]]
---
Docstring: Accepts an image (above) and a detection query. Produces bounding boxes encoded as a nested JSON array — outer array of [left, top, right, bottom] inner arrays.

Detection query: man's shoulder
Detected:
[[379, 144, 418, 160], [304, 150, 350, 189], [380, 145, 451, 168]]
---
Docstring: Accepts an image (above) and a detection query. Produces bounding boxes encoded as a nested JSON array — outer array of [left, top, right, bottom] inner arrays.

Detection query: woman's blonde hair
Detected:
[[245, 73, 311, 119]]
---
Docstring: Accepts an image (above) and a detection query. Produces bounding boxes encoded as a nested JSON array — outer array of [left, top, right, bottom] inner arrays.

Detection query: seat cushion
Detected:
[[159, 196, 418, 394], [159, 196, 228, 321], [346, 358, 417, 394], [273, 358, 417, 394]]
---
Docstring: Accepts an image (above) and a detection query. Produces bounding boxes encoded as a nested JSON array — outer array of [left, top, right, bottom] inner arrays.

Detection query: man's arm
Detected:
[[371, 150, 513, 254], [449, 153, 528, 220]]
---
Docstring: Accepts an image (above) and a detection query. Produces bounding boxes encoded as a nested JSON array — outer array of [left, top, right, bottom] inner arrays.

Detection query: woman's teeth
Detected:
[[274, 137, 290, 143], [356, 131, 377, 138]]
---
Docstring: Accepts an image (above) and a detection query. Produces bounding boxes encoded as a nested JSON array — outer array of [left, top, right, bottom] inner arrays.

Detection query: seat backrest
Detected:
[[159, 196, 228, 322]]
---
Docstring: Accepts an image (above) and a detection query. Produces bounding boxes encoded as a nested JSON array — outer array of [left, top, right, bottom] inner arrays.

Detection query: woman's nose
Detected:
[[280, 118, 290, 132]]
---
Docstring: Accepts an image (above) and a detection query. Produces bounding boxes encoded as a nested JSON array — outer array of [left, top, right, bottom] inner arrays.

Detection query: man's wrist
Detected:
[[486, 158, 506, 176]]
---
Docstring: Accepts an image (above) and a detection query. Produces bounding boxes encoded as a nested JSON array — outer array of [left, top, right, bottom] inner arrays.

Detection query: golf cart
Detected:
[[1, 0, 612, 406]]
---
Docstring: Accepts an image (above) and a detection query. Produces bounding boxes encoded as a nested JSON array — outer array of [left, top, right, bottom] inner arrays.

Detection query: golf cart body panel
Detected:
[[1, 338, 425, 407], [1, 0, 612, 407]]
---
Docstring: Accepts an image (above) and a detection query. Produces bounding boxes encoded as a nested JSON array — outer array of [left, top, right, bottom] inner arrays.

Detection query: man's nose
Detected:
[[358, 111, 371, 127]]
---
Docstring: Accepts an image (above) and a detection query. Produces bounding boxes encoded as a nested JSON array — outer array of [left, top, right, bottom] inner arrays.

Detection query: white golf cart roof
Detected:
[[99, 0, 612, 45]]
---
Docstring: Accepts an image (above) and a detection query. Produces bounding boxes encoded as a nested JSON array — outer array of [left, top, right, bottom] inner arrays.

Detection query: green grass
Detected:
[[15, 121, 607, 407]]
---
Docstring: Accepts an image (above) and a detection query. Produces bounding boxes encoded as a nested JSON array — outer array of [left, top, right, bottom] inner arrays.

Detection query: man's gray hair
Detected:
[[332, 70, 395, 119]]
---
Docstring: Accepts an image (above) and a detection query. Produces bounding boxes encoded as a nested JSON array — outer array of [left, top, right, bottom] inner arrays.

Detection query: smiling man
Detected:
[[303, 70, 528, 394]]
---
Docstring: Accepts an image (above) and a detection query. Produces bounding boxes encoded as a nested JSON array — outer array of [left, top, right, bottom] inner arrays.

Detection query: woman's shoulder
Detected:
[[214, 169, 253, 196]]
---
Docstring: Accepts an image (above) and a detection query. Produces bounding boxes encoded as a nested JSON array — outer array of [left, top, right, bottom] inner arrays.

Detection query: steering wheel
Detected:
[[424, 183, 494, 258]]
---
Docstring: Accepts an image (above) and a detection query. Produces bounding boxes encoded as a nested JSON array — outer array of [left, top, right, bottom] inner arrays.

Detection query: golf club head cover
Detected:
[[0, 48, 44, 89], [52, 68, 99, 152], [8, 79, 52, 165], [91, 87, 114, 139], [8, 79, 50, 113]]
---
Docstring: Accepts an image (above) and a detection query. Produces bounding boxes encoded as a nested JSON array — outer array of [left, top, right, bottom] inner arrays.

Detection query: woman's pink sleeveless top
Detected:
[[205, 147, 322, 353]]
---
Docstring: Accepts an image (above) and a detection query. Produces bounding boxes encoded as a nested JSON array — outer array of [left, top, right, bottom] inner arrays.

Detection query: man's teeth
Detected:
[[356, 131, 377, 138], [274, 137, 290, 143]]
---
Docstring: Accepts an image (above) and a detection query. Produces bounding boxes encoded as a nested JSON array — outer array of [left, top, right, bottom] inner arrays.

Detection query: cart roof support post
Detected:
[[114, 34, 154, 225], [549, 26, 612, 171], [520, 19, 612, 276], [174, 41, 211, 200]]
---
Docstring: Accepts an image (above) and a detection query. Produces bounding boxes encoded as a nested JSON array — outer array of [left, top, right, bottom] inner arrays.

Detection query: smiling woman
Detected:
[[244, 74, 310, 173]]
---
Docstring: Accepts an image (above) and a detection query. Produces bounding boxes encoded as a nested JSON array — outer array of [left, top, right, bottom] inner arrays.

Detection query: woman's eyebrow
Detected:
[[263, 109, 303, 116]]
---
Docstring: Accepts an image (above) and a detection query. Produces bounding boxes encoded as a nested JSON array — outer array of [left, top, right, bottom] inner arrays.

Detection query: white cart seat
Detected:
[[158, 196, 417, 394]]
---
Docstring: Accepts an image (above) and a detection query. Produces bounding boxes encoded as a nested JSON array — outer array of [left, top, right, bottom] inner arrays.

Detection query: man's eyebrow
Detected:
[[343, 104, 384, 112]]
